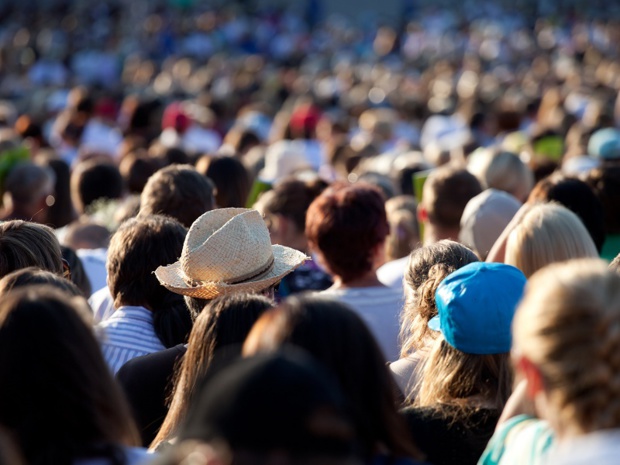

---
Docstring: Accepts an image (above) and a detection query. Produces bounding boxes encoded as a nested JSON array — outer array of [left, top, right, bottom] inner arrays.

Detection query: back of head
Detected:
[[255, 177, 328, 233], [196, 156, 251, 208], [468, 150, 533, 202], [587, 165, 620, 235], [243, 295, 418, 459], [528, 173, 605, 252], [0, 221, 63, 278], [422, 164, 482, 231], [4, 162, 55, 210], [0, 267, 83, 300], [506, 203, 599, 278], [306, 182, 389, 282], [140, 164, 215, 228], [107, 215, 189, 346], [154, 294, 275, 449], [401, 240, 479, 356], [179, 352, 357, 462], [514, 260, 620, 433], [70, 158, 124, 215], [459, 189, 522, 260], [416, 263, 526, 413], [0, 286, 138, 464]]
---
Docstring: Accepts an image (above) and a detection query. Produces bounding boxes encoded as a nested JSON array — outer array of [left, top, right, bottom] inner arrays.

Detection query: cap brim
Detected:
[[155, 245, 309, 299], [428, 316, 442, 332]]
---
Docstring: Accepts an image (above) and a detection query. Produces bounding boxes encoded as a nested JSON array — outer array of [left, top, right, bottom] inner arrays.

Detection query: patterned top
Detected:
[[97, 306, 166, 374]]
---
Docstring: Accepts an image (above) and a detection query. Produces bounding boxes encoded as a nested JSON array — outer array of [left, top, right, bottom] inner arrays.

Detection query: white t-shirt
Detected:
[[319, 286, 403, 362]]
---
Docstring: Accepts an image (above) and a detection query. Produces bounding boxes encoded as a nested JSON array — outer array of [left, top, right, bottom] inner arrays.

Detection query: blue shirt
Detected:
[[97, 306, 166, 374]]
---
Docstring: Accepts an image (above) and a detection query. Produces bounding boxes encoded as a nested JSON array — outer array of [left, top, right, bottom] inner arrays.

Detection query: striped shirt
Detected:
[[97, 306, 166, 374]]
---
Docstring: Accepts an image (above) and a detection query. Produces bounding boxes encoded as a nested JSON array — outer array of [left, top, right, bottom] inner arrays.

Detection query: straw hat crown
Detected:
[[182, 208, 273, 285], [155, 208, 308, 299]]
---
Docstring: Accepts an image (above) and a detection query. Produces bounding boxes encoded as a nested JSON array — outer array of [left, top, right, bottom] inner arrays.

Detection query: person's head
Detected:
[[306, 183, 389, 283], [63, 221, 111, 250], [174, 352, 358, 465], [587, 165, 620, 235], [139, 164, 216, 228], [70, 158, 124, 215], [107, 215, 191, 347], [506, 203, 599, 278], [527, 173, 606, 252], [34, 153, 75, 228], [0, 221, 63, 278], [459, 189, 522, 260], [119, 151, 159, 194], [152, 294, 275, 449], [400, 240, 479, 357], [2, 162, 55, 223], [254, 177, 328, 251], [416, 263, 526, 415], [468, 150, 533, 202], [243, 296, 420, 460], [0, 267, 83, 299], [196, 155, 251, 208], [0, 286, 139, 464], [384, 196, 419, 262], [513, 260, 620, 436], [419, 165, 482, 244], [155, 208, 308, 301]]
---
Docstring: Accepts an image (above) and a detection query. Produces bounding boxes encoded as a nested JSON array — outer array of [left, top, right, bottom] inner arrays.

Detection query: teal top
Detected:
[[601, 234, 620, 262], [478, 415, 554, 465]]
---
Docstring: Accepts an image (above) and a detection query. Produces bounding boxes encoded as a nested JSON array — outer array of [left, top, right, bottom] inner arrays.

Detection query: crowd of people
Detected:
[[1, 1, 620, 465]]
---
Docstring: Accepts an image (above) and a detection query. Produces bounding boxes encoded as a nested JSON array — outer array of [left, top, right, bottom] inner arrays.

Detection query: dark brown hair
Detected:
[[422, 165, 482, 229], [140, 164, 215, 228], [0, 286, 139, 465], [107, 215, 191, 347], [0, 220, 63, 278], [70, 158, 124, 215], [196, 155, 251, 208], [243, 295, 421, 460], [152, 294, 274, 449]]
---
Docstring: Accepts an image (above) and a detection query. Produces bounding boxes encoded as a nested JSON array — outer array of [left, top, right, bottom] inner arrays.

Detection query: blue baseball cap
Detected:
[[428, 262, 526, 355]]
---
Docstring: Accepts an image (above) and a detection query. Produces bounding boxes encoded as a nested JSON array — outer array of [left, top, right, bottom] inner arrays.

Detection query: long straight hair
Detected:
[[151, 294, 274, 450], [243, 295, 422, 460], [0, 286, 139, 465]]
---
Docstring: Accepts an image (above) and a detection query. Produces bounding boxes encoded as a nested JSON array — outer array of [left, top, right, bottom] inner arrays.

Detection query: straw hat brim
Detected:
[[155, 245, 309, 299]]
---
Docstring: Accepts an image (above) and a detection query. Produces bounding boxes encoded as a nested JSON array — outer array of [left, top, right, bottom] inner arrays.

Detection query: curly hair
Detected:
[[400, 240, 478, 358]]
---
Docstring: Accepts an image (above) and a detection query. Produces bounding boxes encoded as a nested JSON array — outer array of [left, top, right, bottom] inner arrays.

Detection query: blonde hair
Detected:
[[414, 338, 513, 415], [468, 150, 533, 202], [400, 241, 478, 358], [385, 196, 419, 262], [514, 259, 620, 433], [505, 203, 598, 278]]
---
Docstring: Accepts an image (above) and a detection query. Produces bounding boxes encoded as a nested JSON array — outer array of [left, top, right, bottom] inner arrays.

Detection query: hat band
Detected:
[[225, 255, 275, 285], [183, 255, 276, 288]]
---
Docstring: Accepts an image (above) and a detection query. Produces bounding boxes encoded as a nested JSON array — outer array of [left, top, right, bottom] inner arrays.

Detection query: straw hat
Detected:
[[155, 208, 308, 299]]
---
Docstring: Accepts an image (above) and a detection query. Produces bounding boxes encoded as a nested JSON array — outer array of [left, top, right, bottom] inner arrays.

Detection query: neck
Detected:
[[423, 223, 460, 246], [331, 271, 384, 290]]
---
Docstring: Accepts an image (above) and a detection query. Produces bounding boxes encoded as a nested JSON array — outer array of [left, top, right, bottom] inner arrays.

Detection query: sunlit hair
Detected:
[[400, 240, 478, 358], [468, 150, 533, 202], [151, 294, 274, 450], [414, 338, 513, 418], [505, 203, 598, 278], [243, 295, 421, 460], [0, 220, 63, 278], [514, 260, 620, 433], [306, 183, 388, 282]]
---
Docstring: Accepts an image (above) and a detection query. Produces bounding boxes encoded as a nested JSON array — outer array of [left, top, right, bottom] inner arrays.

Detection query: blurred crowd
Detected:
[[0, 1, 620, 465]]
